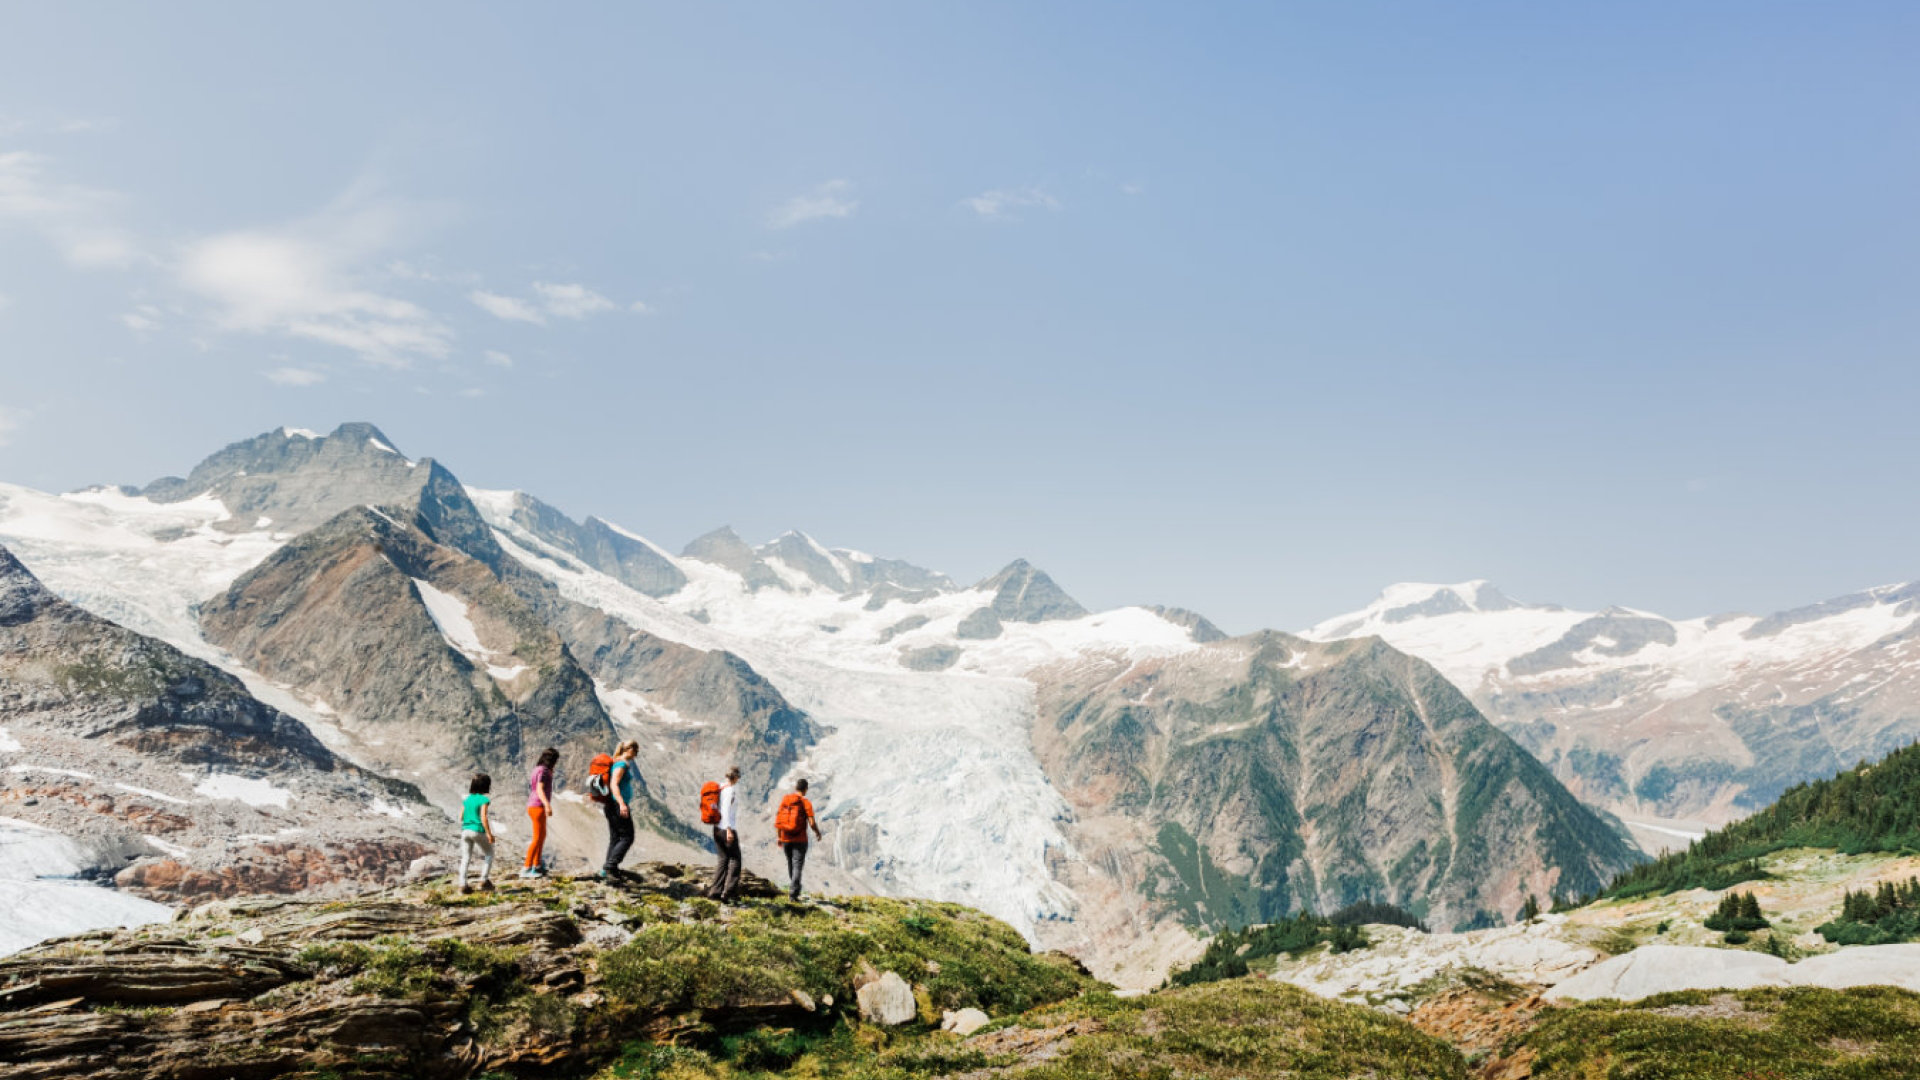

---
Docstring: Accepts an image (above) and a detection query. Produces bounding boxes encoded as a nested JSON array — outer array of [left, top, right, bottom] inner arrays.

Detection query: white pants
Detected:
[[459, 829, 494, 884]]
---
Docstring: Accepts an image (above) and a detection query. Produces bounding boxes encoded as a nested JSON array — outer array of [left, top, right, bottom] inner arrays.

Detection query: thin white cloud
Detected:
[[961, 186, 1061, 221], [628, 299, 652, 315], [1120, 182, 1146, 196], [0, 405, 22, 446], [768, 179, 857, 229], [0, 150, 143, 268], [483, 349, 514, 367], [471, 289, 545, 324], [265, 366, 327, 387], [472, 281, 621, 324], [119, 306, 161, 333], [532, 281, 615, 319], [178, 182, 454, 366]]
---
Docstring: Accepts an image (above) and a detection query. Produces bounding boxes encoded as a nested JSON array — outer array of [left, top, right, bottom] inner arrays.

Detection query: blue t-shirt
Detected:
[[611, 759, 637, 804]]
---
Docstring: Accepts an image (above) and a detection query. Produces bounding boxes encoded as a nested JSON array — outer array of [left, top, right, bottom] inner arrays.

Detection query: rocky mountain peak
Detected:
[[494, 493, 687, 598], [682, 526, 783, 590], [0, 543, 60, 624], [976, 559, 1087, 623], [758, 530, 852, 592]]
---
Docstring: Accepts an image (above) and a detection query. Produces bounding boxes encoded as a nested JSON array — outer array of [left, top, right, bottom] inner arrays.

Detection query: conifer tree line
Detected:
[[1602, 739, 1920, 899], [1818, 876, 1920, 945]]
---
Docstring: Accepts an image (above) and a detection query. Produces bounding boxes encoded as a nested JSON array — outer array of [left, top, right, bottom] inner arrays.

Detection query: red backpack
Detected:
[[699, 781, 723, 825], [586, 754, 615, 803], [776, 793, 809, 840]]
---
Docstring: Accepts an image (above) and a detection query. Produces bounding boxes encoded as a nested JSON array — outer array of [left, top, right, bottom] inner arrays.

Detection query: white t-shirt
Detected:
[[718, 782, 738, 831]]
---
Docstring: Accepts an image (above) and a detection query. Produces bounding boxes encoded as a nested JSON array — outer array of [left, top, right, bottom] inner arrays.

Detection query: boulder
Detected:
[[1546, 946, 1788, 1002], [941, 1007, 990, 1036], [856, 971, 917, 1026], [406, 855, 446, 881], [1784, 944, 1920, 992]]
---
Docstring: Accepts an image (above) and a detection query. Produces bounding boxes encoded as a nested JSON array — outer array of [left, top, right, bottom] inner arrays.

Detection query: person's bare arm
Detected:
[[615, 764, 631, 818], [481, 802, 494, 844]]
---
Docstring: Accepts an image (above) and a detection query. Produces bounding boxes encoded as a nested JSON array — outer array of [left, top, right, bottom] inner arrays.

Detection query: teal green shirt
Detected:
[[461, 793, 491, 832]]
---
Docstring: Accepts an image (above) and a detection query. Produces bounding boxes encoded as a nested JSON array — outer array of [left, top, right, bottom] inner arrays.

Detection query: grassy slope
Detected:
[[601, 981, 1468, 1080], [1516, 986, 1920, 1079]]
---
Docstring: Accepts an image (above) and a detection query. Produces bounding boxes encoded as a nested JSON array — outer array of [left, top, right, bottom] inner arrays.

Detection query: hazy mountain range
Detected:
[[1305, 579, 1920, 854]]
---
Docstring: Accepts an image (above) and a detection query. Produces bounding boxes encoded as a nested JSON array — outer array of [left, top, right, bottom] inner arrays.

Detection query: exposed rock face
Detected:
[[1031, 632, 1643, 934], [977, 560, 1087, 622], [955, 607, 1004, 640], [0, 543, 439, 913], [499, 492, 687, 598], [759, 531, 853, 592], [198, 506, 616, 814], [681, 526, 783, 590], [1146, 606, 1229, 644]]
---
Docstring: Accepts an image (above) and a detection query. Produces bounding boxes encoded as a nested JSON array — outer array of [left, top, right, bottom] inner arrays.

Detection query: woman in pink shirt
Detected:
[[522, 747, 559, 877]]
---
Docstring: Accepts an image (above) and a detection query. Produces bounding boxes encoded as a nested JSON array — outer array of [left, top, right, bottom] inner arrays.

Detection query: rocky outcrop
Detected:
[[0, 866, 1091, 1079]]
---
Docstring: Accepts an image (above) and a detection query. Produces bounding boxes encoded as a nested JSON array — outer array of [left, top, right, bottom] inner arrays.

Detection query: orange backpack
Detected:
[[776, 793, 809, 840], [699, 781, 723, 825], [586, 754, 615, 803]]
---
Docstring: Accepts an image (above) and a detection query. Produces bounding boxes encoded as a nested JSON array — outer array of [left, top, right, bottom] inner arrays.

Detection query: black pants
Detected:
[[782, 841, 808, 899], [706, 826, 742, 900], [602, 799, 634, 874]]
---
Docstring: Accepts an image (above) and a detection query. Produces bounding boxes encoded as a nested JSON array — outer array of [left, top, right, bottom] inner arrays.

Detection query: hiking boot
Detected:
[[519, 867, 540, 879], [458, 883, 471, 895], [478, 880, 495, 892]]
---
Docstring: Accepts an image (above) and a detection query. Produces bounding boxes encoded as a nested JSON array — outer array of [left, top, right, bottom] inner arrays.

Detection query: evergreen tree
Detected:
[[1521, 894, 1541, 923]]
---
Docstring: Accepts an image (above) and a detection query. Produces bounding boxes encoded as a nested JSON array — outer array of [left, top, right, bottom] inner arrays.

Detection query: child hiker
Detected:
[[459, 772, 496, 894], [523, 747, 558, 878]]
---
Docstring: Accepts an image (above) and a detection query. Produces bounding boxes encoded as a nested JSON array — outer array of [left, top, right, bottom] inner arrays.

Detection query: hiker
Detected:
[[595, 741, 641, 880], [775, 778, 823, 901], [522, 747, 558, 878], [459, 772, 496, 894], [704, 766, 743, 902]]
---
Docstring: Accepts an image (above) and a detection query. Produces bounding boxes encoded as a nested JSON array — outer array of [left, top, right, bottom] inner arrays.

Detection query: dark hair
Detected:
[[469, 772, 492, 795], [795, 778, 809, 793], [536, 748, 560, 770], [726, 765, 741, 780]]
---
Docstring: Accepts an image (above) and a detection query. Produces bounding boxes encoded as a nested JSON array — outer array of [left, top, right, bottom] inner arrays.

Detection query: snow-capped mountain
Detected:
[[1305, 580, 1920, 852], [0, 543, 441, 951], [0, 424, 1642, 977]]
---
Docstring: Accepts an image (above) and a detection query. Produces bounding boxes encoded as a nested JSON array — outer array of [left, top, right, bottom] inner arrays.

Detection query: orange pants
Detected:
[[525, 805, 548, 869]]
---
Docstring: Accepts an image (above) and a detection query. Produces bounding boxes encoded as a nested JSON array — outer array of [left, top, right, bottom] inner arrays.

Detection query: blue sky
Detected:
[[2, 3, 1917, 630]]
